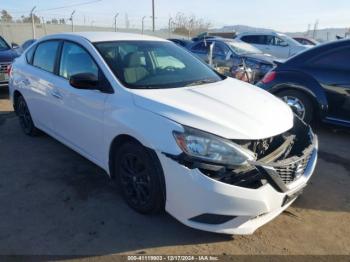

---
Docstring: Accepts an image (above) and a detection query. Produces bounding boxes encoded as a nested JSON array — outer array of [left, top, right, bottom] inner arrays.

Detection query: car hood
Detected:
[[131, 78, 294, 140], [0, 48, 18, 62]]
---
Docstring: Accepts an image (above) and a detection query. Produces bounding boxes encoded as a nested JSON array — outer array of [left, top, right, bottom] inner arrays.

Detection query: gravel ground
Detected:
[[0, 88, 349, 256]]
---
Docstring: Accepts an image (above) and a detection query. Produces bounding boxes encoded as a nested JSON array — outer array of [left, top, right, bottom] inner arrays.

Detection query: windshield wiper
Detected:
[[185, 79, 217, 87]]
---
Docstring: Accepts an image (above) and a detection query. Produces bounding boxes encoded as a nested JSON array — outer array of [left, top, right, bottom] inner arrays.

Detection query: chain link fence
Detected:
[[0, 22, 186, 45]]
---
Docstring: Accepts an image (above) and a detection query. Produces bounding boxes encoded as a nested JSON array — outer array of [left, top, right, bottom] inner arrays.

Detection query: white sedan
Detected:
[[9, 32, 318, 234]]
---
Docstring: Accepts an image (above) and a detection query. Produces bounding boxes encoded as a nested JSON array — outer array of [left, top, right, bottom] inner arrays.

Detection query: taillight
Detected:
[[261, 71, 276, 84], [7, 64, 12, 76]]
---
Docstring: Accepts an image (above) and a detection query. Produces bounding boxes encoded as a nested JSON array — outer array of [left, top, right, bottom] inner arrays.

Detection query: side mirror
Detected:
[[69, 73, 99, 90], [280, 42, 289, 47], [11, 42, 19, 49]]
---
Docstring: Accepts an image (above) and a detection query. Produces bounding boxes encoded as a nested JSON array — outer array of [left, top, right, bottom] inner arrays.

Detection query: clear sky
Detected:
[[2, 0, 350, 32]]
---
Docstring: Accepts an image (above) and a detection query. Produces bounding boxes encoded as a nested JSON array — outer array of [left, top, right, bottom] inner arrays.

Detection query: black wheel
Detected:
[[276, 89, 314, 124], [16, 95, 40, 136], [114, 141, 165, 214]]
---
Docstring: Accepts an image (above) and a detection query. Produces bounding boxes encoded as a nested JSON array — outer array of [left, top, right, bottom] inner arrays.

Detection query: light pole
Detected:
[[141, 16, 146, 34], [168, 17, 173, 37], [70, 10, 76, 32], [151, 0, 155, 32], [188, 18, 193, 40], [30, 6, 36, 39], [41, 17, 47, 35], [114, 13, 119, 32]]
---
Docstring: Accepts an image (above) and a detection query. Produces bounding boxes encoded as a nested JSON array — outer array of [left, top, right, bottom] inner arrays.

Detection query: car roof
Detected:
[[40, 32, 168, 43], [281, 39, 350, 66]]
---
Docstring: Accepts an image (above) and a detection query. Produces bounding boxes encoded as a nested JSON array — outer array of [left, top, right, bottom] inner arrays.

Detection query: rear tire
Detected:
[[114, 141, 165, 214], [276, 89, 314, 124], [15, 95, 40, 136]]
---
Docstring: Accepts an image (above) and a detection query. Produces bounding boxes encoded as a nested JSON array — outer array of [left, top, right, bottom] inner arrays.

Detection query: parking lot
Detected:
[[0, 87, 349, 256]]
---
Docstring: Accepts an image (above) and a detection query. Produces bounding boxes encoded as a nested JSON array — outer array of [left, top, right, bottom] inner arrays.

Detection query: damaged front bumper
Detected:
[[160, 116, 318, 234]]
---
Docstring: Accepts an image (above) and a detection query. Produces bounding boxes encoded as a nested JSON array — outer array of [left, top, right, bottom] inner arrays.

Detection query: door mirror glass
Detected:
[[69, 73, 99, 90]]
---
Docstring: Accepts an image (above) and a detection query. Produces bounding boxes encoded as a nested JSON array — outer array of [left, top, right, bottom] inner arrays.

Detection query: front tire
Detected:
[[15, 95, 40, 136], [114, 141, 165, 214], [276, 89, 314, 124]]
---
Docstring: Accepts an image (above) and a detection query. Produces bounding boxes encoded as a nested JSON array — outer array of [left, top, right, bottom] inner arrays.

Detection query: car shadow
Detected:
[[0, 118, 232, 255]]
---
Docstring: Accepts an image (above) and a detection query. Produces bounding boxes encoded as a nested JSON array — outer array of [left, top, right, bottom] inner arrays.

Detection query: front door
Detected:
[[51, 41, 108, 164]]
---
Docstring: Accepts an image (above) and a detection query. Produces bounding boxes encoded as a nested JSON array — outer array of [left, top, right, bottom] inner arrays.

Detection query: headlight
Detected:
[[173, 126, 255, 166]]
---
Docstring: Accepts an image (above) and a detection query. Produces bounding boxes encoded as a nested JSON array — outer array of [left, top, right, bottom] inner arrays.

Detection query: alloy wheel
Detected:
[[282, 96, 306, 119], [119, 152, 152, 208]]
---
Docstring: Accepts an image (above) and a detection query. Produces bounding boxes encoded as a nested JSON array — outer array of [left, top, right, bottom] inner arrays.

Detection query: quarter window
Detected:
[[32, 41, 60, 73], [25, 45, 36, 64], [59, 42, 98, 80]]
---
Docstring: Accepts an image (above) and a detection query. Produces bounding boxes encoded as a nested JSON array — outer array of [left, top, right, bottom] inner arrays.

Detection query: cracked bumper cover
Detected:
[[158, 130, 318, 235]]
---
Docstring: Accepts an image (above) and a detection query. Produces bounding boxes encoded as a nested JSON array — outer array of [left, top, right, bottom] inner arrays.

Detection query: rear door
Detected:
[[51, 41, 109, 164], [23, 40, 61, 131], [304, 47, 350, 121]]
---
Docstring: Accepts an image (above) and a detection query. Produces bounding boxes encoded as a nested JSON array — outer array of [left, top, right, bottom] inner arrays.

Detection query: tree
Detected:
[[172, 12, 211, 37], [1, 10, 13, 23], [21, 14, 40, 24]]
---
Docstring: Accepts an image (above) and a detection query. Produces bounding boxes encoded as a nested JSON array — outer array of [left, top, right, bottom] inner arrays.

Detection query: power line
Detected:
[[37, 0, 102, 12]]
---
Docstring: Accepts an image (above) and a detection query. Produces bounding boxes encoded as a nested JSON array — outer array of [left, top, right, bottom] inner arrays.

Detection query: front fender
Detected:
[[102, 102, 184, 173], [259, 70, 328, 118]]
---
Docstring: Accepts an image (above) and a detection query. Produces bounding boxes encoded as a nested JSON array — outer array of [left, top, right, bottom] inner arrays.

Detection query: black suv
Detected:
[[0, 36, 19, 87]]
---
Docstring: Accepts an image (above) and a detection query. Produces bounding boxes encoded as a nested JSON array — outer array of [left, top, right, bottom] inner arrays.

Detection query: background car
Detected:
[[293, 37, 319, 46], [0, 36, 20, 87], [257, 39, 350, 126], [167, 38, 193, 49], [235, 31, 311, 59], [189, 38, 276, 83]]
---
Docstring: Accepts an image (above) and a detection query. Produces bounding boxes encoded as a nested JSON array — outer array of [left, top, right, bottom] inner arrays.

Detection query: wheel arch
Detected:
[[108, 134, 142, 179], [13, 90, 23, 113], [268, 71, 329, 120]]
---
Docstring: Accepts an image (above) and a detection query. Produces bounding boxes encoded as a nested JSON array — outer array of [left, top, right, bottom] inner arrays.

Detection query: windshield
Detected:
[[226, 41, 262, 55], [0, 37, 10, 51], [94, 41, 222, 89]]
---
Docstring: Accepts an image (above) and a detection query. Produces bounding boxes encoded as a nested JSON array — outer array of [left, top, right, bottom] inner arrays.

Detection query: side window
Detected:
[[241, 35, 265, 45], [274, 37, 288, 47], [59, 42, 98, 80], [191, 42, 208, 52], [310, 48, 350, 70], [214, 43, 230, 56], [25, 45, 36, 64], [32, 41, 60, 73]]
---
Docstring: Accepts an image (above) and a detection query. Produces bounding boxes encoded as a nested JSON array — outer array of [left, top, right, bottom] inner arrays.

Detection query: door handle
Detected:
[[51, 90, 62, 99]]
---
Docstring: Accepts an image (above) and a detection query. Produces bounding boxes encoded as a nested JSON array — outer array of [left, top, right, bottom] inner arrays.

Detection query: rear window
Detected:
[[33, 41, 60, 73], [309, 47, 350, 70]]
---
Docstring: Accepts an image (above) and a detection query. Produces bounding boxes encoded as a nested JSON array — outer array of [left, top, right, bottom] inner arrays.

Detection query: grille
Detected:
[[274, 151, 313, 184], [0, 62, 11, 73]]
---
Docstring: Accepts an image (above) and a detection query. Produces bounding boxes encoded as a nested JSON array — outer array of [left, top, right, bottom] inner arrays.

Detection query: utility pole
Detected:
[[30, 6, 36, 39], [152, 0, 155, 32], [70, 10, 76, 32], [141, 16, 146, 34], [313, 20, 319, 39], [114, 13, 119, 32], [41, 17, 47, 35], [168, 17, 173, 37]]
